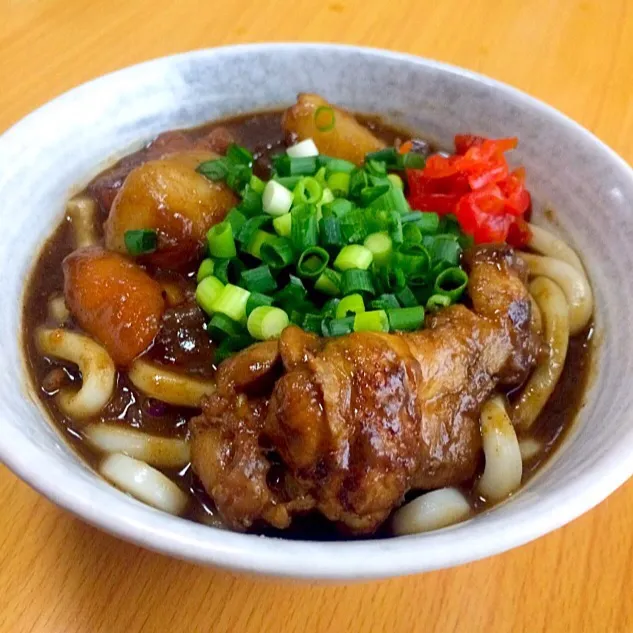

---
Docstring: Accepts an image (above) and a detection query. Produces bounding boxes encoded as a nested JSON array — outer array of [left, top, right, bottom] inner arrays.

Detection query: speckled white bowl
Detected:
[[1, 44, 632, 580]]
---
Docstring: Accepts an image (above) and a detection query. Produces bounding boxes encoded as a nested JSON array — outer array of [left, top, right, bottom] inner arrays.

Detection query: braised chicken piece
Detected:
[[282, 93, 386, 165], [190, 245, 539, 534]]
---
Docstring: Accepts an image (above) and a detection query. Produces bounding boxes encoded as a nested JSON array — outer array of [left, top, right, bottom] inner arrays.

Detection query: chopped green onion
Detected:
[[321, 157, 356, 174], [341, 269, 376, 295], [226, 208, 247, 234], [297, 246, 329, 279], [124, 229, 157, 256], [273, 155, 318, 177], [416, 212, 441, 234], [197, 158, 227, 181], [365, 148, 399, 165], [318, 187, 335, 208], [349, 168, 369, 198], [374, 267, 406, 294], [314, 268, 342, 296], [207, 221, 236, 258], [319, 216, 344, 249], [245, 230, 277, 259], [274, 175, 302, 190], [387, 173, 404, 190], [400, 152, 425, 169], [353, 310, 389, 333], [246, 292, 274, 316], [323, 316, 355, 337], [396, 286, 419, 308], [314, 106, 335, 132], [334, 244, 373, 271], [365, 159, 387, 176], [249, 174, 266, 194], [263, 180, 294, 216], [429, 235, 462, 265], [396, 243, 430, 276], [226, 144, 253, 166], [301, 313, 323, 334], [291, 204, 318, 251], [314, 166, 328, 187], [320, 298, 340, 318], [293, 177, 323, 205], [195, 276, 225, 315], [272, 212, 292, 237], [387, 306, 425, 332], [212, 284, 251, 323], [274, 275, 308, 310], [286, 138, 319, 158], [214, 333, 254, 365], [340, 209, 370, 243], [213, 258, 245, 285], [236, 215, 271, 245], [247, 306, 289, 340], [360, 184, 390, 207], [363, 232, 393, 267], [260, 236, 295, 269], [434, 267, 469, 302], [237, 186, 263, 216], [240, 265, 277, 294], [208, 313, 243, 341], [196, 258, 215, 283], [327, 172, 351, 197], [322, 198, 354, 218], [225, 164, 252, 192], [370, 294, 400, 310], [403, 223, 423, 245], [426, 293, 452, 312], [335, 293, 365, 319]]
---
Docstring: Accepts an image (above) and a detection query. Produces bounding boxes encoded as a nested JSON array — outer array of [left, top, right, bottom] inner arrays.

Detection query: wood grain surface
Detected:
[[2, 1, 633, 631]]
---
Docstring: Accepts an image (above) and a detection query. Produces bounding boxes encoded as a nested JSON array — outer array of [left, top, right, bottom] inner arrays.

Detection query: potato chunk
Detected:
[[104, 151, 237, 269], [63, 247, 165, 366], [281, 93, 385, 166]]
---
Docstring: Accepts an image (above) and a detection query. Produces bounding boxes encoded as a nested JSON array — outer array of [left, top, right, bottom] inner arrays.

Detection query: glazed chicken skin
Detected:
[[191, 245, 539, 534]]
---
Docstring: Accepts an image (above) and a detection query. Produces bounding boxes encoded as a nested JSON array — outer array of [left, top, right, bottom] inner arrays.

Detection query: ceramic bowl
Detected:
[[1, 44, 632, 580]]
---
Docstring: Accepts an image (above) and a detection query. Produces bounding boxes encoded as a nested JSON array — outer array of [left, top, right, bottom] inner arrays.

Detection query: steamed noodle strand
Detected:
[[128, 359, 215, 407], [512, 277, 570, 430], [477, 395, 522, 501], [392, 488, 471, 536], [66, 196, 98, 248], [100, 453, 189, 515], [36, 328, 116, 419], [520, 252, 592, 336], [84, 423, 190, 467], [529, 293, 543, 335], [527, 223, 586, 275]]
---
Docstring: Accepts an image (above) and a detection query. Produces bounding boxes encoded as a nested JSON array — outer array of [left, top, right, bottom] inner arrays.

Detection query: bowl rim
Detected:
[[2, 42, 633, 580]]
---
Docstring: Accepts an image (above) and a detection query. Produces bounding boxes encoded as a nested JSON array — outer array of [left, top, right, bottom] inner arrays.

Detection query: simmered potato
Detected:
[[281, 93, 385, 165], [63, 247, 165, 366], [104, 151, 237, 269]]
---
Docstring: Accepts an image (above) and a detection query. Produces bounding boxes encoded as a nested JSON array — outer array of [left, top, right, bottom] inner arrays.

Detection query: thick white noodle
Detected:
[[521, 252, 592, 336], [477, 396, 523, 501], [512, 277, 570, 430], [66, 196, 98, 248], [527, 223, 586, 274], [392, 488, 471, 536], [84, 423, 190, 468], [36, 328, 116, 419], [128, 359, 215, 407], [518, 437, 543, 462], [47, 294, 70, 325], [529, 293, 543, 335], [100, 453, 189, 515]]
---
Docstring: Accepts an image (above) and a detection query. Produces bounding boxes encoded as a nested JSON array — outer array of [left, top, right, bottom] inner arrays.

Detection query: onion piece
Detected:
[[66, 196, 98, 248], [84, 423, 190, 467], [519, 437, 543, 462], [477, 396, 522, 501], [100, 453, 189, 515], [286, 138, 319, 158], [392, 488, 471, 536]]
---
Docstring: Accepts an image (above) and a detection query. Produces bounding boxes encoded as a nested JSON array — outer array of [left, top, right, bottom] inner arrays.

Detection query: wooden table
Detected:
[[2, 1, 633, 631]]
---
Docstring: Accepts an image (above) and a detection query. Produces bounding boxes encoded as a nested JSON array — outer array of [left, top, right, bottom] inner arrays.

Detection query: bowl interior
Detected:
[[1, 44, 632, 580]]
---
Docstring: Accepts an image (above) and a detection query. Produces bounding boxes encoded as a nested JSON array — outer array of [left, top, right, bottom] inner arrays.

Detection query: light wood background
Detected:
[[2, 1, 633, 631]]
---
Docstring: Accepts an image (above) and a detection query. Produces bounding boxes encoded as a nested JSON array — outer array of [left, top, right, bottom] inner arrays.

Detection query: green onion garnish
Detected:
[[263, 180, 294, 216], [197, 158, 228, 181], [334, 244, 373, 271], [196, 258, 215, 283], [314, 268, 342, 296], [314, 106, 335, 132], [236, 215, 272, 246], [240, 264, 278, 294], [353, 309, 389, 333], [274, 275, 308, 310], [363, 232, 393, 267], [297, 246, 330, 279], [237, 186, 263, 217], [386, 306, 425, 332], [195, 276, 225, 316], [207, 221, 237, 259], [246, 292, 275, 316], [335, 293, 365, 319], [247, 306, 289, 341], [387, 174, 404, 190], [226, 143, 253, 166], [327, 172, 351, 197], [395, 286, 419, 308], [370, 294, 400, 310], [360, 184, 390, 207], [291, 204, 318, 251], [322, 157, 356, 174], [323, 316, 355, 337], [214, 333, 254, 365], [124, 229, 157, 256], [434, 266, 469, 302], [245, 230, 278, 259], [260, 236, 295, 269], [293, 177, 323, 205], [249, 174, 266, 194], [212, 258, 245, 285], [212, 283, 251, 323], [208, 313, 244, 341], [226, 208, 247, 234], [426, 293, 452, 312], [272, 212, 292, 237], [273, 155, 319, 177], [341, 269, 376, 296]]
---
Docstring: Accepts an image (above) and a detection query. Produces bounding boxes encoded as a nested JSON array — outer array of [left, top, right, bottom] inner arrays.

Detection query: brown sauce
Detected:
[[21, 110, 593, 539]]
